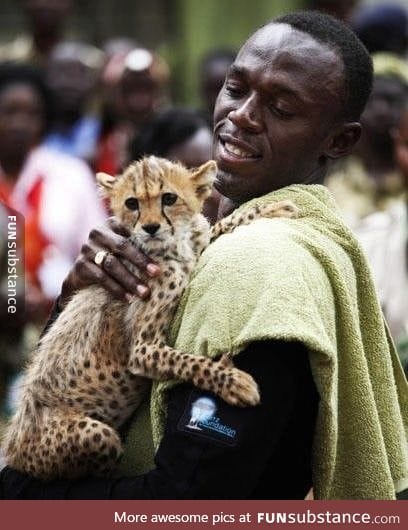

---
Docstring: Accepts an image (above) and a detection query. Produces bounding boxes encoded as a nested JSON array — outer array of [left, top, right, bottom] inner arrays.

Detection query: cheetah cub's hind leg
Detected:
[[210, 199, 299, 242], [25, 409, 122, 480], [128, 343, 260, 407]]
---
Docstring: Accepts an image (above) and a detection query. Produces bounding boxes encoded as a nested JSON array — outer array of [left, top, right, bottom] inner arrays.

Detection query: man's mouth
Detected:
[[218, 134, 261, 162], [223, 141, 258, 159]]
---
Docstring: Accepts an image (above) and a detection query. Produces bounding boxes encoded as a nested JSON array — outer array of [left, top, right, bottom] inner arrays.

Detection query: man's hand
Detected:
[[59, 218, 161, 308]]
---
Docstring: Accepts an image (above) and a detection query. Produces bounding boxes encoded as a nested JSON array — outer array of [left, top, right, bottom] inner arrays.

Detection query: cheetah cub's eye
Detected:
[[125, 197, 139, 210], [162, 193, 178, 206]]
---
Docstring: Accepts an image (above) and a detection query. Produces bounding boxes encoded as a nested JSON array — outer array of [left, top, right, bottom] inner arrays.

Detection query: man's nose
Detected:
[[228, 93, 263, 133], [142, 223, 161, 236]]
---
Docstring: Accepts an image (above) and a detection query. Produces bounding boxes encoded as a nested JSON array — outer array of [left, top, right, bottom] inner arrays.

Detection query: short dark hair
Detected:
[[275, 11, 373, 120], [0, 62, 54, 132], [130, 107, 209, 160]]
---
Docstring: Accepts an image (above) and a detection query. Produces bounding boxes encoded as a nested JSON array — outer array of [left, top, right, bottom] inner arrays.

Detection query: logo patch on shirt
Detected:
[[178, 390, 239, 446]]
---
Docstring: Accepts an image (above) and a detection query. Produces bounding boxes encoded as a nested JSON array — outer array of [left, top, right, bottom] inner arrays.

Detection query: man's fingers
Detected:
[[107, 217, 131, 238], [81, 243, 151, 298], [101, 252, 150, 299], [81, 261, 131, 301], [89, 225, 161, 277], [114, 238, 161, 277]]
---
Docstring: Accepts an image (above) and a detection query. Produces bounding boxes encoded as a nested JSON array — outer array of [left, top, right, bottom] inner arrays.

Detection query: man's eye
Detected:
[[125, 197, 139, 210], [225, 84, 244, 97], [162, 193, 178, 206], [269, 104, 294, 119]]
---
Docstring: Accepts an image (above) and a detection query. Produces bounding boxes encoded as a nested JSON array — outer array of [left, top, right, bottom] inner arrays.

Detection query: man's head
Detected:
[[0, 62, 52, 164], [22, 0, 72, 36], [46, 41, 104, 124], [393, 103, 408, 188], [308, 0, 360, 23], [119, 48, 170, 128], [213, 11, 373, 204], [130, 108, 212, 169], [200, 49, 236, 121], [352, 4, 408, 56]]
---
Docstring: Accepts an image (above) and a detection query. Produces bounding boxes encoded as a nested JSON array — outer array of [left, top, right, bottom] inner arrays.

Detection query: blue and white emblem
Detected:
[[187, 397, 217, 430], [179, 391, 239, 446]]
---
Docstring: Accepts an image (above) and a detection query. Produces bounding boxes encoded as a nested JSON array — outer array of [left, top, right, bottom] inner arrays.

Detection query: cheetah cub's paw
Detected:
[[217, 354, 260, 407], [259, 200, 300, 219]]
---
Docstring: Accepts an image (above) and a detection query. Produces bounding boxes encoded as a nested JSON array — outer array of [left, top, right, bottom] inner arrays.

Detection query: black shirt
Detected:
[[0, 339, 318, 499]]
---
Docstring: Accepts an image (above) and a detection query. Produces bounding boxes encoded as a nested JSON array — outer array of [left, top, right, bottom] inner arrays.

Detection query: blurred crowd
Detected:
[[0, 0, 407, 430]]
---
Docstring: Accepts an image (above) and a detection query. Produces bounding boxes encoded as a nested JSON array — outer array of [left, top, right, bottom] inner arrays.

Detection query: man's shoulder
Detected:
[[204, 217, 305, 269]]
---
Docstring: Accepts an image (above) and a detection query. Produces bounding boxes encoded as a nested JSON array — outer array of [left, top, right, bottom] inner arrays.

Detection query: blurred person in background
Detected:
[[199, 49, 236, 126], [0, 62, 105, 420], [383, 103, 408, 374], [44, 41, 105, 165], [326, 54, 408, 225], [0, 62, 105, 305], [352, 3, 408, 56], [308, 0, 360, 23], [326, 54, 408, 361], [129, 107, 219, 223], [0, 0, 72, 67], [96, 46, 169, 176], [95, 38, 139, 175]]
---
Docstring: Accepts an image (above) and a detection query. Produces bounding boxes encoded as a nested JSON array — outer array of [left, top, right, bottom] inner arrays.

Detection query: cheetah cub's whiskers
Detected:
[[2, 156, 299, 480]]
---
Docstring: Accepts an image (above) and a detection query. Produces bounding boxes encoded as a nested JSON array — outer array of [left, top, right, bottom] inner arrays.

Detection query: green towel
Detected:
[[122, 183, 408, 499]]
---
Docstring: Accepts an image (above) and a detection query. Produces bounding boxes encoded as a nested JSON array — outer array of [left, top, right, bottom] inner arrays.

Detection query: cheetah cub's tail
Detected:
[[210, 199, 299, 243], [256, 200, 300, 219]]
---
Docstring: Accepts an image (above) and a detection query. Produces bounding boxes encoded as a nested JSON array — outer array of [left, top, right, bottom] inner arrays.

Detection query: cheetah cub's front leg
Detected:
[[210, 200, 299, 242], [128, 343, 260, 407]]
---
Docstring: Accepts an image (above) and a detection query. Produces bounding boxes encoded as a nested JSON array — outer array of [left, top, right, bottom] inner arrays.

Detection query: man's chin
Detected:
[[214, 171, 250, 204]]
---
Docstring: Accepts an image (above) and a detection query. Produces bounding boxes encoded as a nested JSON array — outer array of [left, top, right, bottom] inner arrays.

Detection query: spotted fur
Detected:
[[2, 156, 299, 480]]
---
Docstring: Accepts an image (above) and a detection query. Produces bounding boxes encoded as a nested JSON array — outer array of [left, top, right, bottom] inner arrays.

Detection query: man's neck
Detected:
[[32, 30, 60, 57]]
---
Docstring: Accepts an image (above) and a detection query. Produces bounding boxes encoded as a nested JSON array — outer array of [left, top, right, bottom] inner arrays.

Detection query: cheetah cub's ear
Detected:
[[96, 172, 116, 198], [191, 160, 217, 202]]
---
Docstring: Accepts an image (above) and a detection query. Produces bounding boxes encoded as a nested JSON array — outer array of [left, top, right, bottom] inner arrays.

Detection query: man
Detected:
[[352, 3, 408, 57], [0, 0, 72, 67], [199, 49, 236, 126], [1, 11, 407, 499], [308, 0, 359, 23]]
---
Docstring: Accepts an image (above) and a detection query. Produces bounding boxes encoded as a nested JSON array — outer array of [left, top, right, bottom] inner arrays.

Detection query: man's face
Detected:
[[213, 23, 345, 203], [120, 70, 160, 127], [393, 110, 408, 188], [202, 58, 234, 117], [361, 77, 407, 142], [0, 83, 44, 161], [46, 57, 96, 115]]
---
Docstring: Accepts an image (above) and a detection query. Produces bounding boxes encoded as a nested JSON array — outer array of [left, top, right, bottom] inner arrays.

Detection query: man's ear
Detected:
[[191, 160, 217, 201], [96, 172, 116, 197], [323, 122, 362, 159]]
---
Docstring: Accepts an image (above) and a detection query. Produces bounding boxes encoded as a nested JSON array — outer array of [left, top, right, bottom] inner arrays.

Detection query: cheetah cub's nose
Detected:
[[142, 223, 161, 236]]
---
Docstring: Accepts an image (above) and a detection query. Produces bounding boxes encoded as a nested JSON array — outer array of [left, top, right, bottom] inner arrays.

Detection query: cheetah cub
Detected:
[[2, 156, 299, 480]]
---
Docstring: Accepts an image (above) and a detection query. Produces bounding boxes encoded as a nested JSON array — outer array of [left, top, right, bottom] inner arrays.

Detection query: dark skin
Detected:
[[0, 83, 44, 179], [23, 0, 72, 58], [355, 76, 408, 181], [60, 23, 361, 307]]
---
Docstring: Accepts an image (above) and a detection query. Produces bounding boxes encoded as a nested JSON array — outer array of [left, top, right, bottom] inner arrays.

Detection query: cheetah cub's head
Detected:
[[97, 156, 216, 249]]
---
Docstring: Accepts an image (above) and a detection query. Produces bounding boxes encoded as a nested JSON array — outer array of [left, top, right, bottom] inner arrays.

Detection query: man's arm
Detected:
[[1, 341, 318, 499]]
